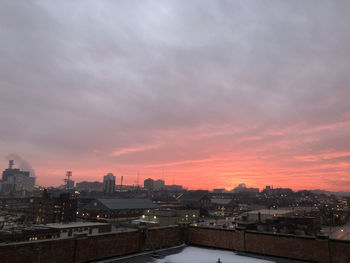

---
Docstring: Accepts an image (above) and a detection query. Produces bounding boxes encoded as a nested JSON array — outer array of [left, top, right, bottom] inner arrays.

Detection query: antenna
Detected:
[[64, 171, 72, 192]]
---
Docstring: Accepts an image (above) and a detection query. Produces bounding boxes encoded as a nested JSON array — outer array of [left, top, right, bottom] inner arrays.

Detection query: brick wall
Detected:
[[0, 226, 184, 263], [0, 230, 141, 263], [245, 231, 329, 263], [187, 227, 244, 251], [145, 225, 182, 249], [1, 225, 350, 263], [329, 239, 350, 263], [187, 226, 350, 263]]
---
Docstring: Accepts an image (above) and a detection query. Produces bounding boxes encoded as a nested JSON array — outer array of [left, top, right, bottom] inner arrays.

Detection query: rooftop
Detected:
[[211, 198, 233, 205], [248, 209, 294, 215], [44, 222, 110, 229], [84, 198, 159, 210], [94, 245, 305, 263]]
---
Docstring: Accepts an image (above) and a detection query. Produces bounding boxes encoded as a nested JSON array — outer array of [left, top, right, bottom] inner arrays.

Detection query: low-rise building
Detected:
[[44, 222, 111, 238], [243, 209, 295, 222], [0, 225, 60, 243], [79, 198, 159, 221], [76, 181, 103, 192]]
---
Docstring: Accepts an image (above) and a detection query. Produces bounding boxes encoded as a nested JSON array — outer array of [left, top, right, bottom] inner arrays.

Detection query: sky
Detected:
[[0, 0, 350, 191]]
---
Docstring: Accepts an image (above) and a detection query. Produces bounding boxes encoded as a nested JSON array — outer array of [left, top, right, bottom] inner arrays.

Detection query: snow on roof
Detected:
[[147, 246, 274, 263]]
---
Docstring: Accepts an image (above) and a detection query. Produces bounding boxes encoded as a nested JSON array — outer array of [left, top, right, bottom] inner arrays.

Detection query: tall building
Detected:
[[1, 160, 35, 194], [144, 178, 154, 190], [154, 179, 165, 190], [103, 173, 115, 193]]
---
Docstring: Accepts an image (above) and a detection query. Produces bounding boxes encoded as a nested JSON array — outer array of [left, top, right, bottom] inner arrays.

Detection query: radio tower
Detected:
[[64, 171, 72, 192]]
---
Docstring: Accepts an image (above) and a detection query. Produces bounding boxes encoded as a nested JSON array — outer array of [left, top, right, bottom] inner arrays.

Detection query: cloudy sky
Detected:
[[1, 0, 350, 191]]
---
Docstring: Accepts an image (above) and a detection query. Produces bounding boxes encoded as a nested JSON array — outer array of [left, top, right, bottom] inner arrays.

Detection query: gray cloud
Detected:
[[0, 0, 350, 188]]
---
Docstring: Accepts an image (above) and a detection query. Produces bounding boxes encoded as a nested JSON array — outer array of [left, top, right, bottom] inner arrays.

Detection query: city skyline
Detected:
[[1, 1, 350, 191], [1, 159, 349, 194]]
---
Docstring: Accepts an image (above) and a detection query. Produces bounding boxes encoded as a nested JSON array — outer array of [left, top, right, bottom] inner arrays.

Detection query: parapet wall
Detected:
[[187, 226, 350, 263], [0, 226, 182, 263], [0, 225, 349, 263]]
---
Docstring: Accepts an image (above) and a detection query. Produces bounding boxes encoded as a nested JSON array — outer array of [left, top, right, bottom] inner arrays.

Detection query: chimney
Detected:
[[8, 160, 14, 169]]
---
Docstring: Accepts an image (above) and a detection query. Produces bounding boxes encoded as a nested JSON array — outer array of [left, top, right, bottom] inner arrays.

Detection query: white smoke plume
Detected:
[[5, 154, 36, 177]]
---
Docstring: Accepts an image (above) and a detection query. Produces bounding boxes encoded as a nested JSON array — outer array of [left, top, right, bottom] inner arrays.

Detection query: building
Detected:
[[76, 181, 103, 192], [154, 179, 165, 190], [144, 178, 154, 190], [28, 190, 54, 224], [54, 193, 77, 222], [0, 225, 60, 243], [210, 198, 237, 216], [213, 188, 226, 193], [28, 190, 77, 224], [135, 208, 200, 226], [1, 160, 35, 194], [79, 198, 159, 220], [177, 191, 211, 210], [233, 183, 259, 195], [103, 173, 115, 193], [242, 209, 295, 222], [164, 185, 183, 191], [44, 222, 111, 238], [144, 178, 181, 191], [0, 222, 111, 243], [0, 197, 31, 213], [260, 216, 322, 236]]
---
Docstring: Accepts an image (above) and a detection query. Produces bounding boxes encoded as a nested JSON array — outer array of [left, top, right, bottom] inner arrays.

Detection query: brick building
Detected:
[[79, 198, 159, 220], [28, 190, 77, 224]]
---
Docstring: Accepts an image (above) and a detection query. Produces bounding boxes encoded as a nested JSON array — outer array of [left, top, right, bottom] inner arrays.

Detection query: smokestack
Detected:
[[8, 160, 14, 169], [121, 176, 123, 190]]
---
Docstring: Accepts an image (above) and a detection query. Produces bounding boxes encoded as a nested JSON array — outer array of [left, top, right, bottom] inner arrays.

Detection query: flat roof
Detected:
[[44, 222, 110, 229], [93, 245, 305, 263], [248, 209, 293, 215], [211, 198, 232, 205]]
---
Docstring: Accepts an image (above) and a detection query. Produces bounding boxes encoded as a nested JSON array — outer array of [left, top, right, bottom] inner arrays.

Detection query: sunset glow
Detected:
[[1, 1, 350, 192]]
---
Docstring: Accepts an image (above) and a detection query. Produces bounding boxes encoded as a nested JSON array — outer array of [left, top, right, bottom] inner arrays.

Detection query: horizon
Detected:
[[1, 158, 349, 193], [1, 1, 350, 192]]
